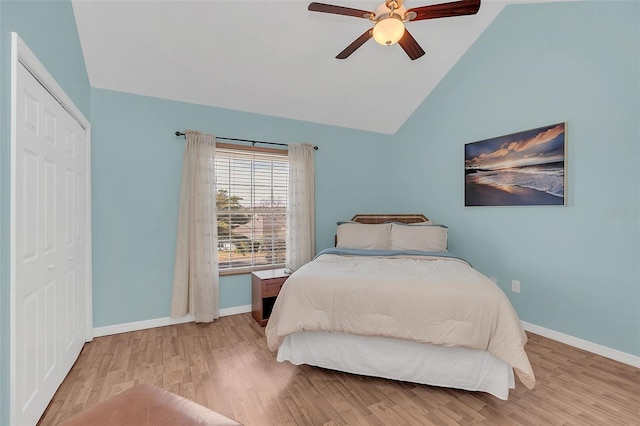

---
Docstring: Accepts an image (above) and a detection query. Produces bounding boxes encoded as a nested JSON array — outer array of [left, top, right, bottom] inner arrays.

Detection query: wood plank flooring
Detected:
[[38, 314, 640, 425]]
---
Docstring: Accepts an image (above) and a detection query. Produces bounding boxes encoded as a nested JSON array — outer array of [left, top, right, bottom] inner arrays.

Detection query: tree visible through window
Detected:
[[216, 146, 288, 272]]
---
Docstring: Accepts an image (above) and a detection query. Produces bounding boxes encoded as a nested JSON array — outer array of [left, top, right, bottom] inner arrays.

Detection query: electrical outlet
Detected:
[[512, 280, 521, 293]]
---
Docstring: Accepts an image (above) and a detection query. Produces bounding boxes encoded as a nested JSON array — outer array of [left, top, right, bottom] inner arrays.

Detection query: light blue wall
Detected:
[[393, 1, 640, 356], [0, 1, 91, 423], [90, 88, 396, 327]]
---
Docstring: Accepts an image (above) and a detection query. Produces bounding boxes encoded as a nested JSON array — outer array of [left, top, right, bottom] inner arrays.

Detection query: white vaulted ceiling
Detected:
[[71, 0, 564, 134]]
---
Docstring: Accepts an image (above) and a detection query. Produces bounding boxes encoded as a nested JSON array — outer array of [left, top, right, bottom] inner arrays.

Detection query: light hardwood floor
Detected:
[[39, 313, 640, 425]]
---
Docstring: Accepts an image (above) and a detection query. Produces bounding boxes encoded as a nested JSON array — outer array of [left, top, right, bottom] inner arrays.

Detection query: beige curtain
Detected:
[[285, 143, 316, 273], [170, 130, 219, 322]]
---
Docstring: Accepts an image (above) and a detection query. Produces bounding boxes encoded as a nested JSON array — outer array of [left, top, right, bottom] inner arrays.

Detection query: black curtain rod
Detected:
[[174, 131, 318, 150]]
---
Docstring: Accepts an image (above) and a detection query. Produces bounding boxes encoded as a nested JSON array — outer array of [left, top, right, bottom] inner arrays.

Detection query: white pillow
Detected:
[[390, 224, 448, 252], [336, 223, 390, 250]]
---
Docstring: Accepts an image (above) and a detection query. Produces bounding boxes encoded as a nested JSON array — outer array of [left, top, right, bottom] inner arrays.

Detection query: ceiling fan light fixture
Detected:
[[372, 15, 405, 46]]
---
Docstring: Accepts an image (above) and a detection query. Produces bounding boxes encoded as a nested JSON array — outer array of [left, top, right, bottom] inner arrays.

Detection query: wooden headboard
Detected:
[[350, 213, 429, 224]]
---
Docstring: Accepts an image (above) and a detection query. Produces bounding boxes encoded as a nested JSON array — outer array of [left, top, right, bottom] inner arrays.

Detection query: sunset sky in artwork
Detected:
[[465, 123, 565, 171]]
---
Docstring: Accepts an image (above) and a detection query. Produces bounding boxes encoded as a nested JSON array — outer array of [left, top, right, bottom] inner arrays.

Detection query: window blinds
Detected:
[[215, 146, 288, 271]]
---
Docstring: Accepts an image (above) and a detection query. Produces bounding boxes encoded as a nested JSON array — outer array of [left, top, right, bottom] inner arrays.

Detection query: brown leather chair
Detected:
[[61, 384, 242, 426]]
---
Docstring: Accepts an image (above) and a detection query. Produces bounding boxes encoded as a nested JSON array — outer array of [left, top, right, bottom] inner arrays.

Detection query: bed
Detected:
[[265, 214, 535, 399]]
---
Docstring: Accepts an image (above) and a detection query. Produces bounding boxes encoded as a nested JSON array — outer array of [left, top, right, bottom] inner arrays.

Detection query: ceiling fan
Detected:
[[308, 0, 481, 60]]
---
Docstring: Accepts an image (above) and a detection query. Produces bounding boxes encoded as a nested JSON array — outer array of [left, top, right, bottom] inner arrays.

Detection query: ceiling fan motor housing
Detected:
[[374, 2, 408, 21]]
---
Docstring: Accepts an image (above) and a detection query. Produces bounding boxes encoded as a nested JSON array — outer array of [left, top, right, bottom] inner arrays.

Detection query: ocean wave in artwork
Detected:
[[466, 162, 564, 198]]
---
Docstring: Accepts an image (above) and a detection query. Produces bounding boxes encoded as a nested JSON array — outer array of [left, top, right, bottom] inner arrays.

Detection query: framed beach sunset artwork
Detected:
[[465, 123, 566, 206]]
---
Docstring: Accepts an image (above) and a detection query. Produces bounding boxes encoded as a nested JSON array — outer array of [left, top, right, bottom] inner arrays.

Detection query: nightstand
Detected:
[[251, 268, 289, 326]]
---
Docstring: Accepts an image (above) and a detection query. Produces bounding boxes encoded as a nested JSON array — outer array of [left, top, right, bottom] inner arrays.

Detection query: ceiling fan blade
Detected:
[[308, 2, 373, 19], [407, 0, 480, 21], [336, 29, 373, 59], [398, 29, 425, 60]]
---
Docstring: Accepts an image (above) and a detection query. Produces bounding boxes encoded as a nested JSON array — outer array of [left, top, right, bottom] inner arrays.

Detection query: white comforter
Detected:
[[265, 252, 536, 389]]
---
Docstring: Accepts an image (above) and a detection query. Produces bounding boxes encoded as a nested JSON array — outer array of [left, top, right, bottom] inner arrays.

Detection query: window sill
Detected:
[[219, 264, 286, 276]]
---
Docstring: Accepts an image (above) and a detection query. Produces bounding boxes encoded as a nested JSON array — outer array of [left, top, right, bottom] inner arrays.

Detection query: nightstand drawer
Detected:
[[263, 278, 286, 297]]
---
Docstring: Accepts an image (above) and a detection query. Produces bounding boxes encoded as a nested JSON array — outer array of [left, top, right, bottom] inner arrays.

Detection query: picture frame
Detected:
[[465, 123, 566, 206]]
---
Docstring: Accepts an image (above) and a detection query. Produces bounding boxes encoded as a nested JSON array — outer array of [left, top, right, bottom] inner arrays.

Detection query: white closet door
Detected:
[[58, 92, 86, 376], [13, 62, 87, 426]]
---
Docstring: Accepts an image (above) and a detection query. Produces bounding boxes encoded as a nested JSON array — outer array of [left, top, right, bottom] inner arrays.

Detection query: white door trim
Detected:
[[10, 32, 93, 425]]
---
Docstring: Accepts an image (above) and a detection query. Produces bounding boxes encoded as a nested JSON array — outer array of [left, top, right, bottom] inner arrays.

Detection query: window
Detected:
[[215, 144, 288, 274]]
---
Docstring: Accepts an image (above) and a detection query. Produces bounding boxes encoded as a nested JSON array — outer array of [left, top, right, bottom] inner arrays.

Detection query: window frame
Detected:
[[215, 142, 288, 276]]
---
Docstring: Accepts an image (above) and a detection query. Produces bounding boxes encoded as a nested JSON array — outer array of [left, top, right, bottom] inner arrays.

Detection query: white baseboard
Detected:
[[522, 321, 640, 368], [92, 304, 252, 338], [219, 304, 253, 317]]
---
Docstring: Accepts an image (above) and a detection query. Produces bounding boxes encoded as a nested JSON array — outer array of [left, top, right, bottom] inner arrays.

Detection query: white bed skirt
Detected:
[[277, 332, 515, 400]]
